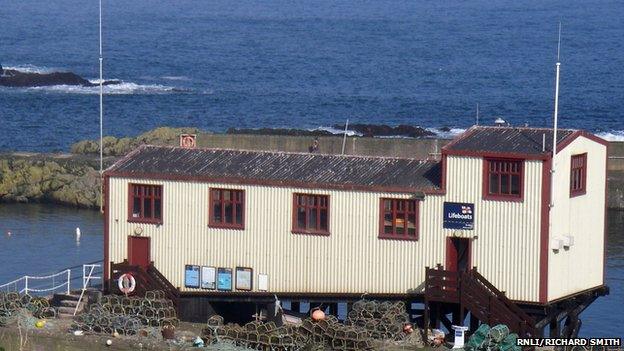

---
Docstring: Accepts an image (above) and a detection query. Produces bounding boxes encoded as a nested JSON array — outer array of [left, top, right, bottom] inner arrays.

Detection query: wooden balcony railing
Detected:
[[109, 260, 179, 307], [425, 267, 536, 337]]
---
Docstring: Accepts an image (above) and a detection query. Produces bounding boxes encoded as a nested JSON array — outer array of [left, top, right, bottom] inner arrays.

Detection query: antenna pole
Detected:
[[99, 0, 104, 212], [550, 22, 562, 209], [341, 119, 349, 155], [476, 103, 480, 126]]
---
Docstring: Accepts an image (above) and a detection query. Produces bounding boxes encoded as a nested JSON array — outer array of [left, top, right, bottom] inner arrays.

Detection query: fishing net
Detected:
[[202, 299, 421, 351], [71, 290, 178, 336], [0, 292, 56, 326]]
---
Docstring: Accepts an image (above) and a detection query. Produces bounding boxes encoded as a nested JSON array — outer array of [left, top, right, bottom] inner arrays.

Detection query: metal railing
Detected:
[[82, 263, 102, 290], [0, 269, 71, 295], [74, 263, 102, 315], [0, 260, 103, 297]]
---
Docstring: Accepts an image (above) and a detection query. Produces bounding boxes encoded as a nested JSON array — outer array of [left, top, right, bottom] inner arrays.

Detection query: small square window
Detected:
[[292, 194, 329, 235], [209, 188, 245, 229], [379, 198, 419, 241], [128, 184, 163, 224], [484, 158, 524, 201]]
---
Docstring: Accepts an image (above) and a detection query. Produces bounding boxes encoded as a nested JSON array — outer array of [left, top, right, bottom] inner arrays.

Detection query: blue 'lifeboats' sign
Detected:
[[443, 202, 475, 230]]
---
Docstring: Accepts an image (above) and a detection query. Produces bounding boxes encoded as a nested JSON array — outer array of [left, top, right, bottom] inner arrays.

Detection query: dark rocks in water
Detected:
[[228, 125, 438, 138], [226, 128, 334, 137], [332, 124, 436, 138], [438, 126, 451, 133], [0, 67, 120, 87]]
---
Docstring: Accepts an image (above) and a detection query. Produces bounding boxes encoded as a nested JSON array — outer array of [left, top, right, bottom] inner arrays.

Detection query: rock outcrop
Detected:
[[0, 127, 202, 208], [332, 124, 436, 138], [0, 154, 109, 208], [70, 127, 202, 156], [226, 128, 335, 137], [228, 125, 438, 138], [0, 67, 120, 87]]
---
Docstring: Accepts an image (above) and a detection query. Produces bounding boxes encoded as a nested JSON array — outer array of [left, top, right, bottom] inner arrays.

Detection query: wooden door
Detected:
[[446, 237, 471, 272], [128, 236, 150, 268]]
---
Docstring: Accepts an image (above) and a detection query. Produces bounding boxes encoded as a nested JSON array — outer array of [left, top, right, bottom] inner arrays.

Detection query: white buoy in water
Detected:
[[6, 231, 11, 237], [76, 227, 81, 241]]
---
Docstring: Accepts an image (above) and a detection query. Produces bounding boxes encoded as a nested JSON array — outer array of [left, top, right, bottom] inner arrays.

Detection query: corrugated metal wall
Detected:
[[549, 137, 606, 300], [109, 178, 446, 295], [444, 156, 543, 302], [108, 155, 544, 302]]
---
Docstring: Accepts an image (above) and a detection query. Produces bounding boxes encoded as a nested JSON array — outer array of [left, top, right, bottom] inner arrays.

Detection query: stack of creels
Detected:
[[203, 315, 375, 351], [71, 290, 178, 335], [345, 300, 409, 341], [299, 315, 374, 351], [0, 292, 56, 326], [203, 318, 302, 351]]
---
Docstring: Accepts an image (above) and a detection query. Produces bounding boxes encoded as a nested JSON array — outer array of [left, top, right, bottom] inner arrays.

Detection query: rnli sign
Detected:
[[443, 202, 474, 230]]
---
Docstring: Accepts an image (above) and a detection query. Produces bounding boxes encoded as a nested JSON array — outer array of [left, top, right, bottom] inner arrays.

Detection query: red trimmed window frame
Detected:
[[378, 198, 419, 241], [209, 188, 245, 230], [570, 153, 587, 197], [128, 183, 163, 224], [483, 158, 524, 202], [292, 193, 330, 236]]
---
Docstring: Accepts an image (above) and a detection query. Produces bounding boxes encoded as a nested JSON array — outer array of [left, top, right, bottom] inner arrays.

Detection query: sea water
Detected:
[[0, 0, 623, 153]]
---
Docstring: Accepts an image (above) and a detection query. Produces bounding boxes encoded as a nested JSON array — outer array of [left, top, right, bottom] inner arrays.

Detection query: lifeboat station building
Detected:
[[103, 126, 609, 337]]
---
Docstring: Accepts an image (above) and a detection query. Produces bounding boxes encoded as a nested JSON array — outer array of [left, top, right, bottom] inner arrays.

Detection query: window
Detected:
[[379, 198, 419, 240], [129, 184, 162, 223], [209, 189, 244, 229], [484, 158, 523, 200], [570, 153, 587, 197], [292, 194, 329, 235]]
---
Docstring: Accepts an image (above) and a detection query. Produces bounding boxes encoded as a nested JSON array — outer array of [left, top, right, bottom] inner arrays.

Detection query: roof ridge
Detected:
[[472, 125, 578, 132], [141, 144, 437, 163]]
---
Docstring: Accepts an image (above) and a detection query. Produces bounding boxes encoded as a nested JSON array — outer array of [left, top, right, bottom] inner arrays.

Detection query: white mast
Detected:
[[550, 22, 562, 208], [99, 0, 104, 212], [341, 119, 349, 155]]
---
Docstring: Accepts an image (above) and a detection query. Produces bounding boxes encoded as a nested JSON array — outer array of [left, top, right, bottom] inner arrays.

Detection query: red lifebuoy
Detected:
[[118, 273, 136, 295]]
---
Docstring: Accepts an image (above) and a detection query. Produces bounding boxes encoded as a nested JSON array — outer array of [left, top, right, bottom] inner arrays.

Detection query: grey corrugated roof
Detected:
[[444, 126, 577, 155], [107, 146, 442, 192]]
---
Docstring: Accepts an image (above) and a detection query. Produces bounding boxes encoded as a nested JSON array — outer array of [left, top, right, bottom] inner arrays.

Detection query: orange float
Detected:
[[311, 309, 326, 321]]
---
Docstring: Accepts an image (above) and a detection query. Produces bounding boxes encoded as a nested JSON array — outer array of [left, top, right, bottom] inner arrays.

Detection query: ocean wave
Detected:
[[427, 127, 466, 139], [597, 131, 624, 142], [161, 75, 191, 81], [26, 81, 186, 95], [310, 126, 466, 138], [3, 64, 62, 74], [311, 126, 362, 136]]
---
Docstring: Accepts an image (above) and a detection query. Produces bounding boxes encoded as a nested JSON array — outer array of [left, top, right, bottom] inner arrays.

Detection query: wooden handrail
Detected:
[[110, 261, 179, 307], [468, 269, 535, 324], [425, 266, 536, 337]]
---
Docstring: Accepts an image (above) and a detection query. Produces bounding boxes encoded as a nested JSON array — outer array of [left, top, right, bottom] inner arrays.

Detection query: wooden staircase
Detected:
[[52, 293, 85, 318], [109, 260, 179, 307], [424, 267, 537, 337]]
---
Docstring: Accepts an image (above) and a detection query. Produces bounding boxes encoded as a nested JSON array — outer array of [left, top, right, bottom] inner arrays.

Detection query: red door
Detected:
[[446, 237, 471, 272], [128, 236, 150, 268]]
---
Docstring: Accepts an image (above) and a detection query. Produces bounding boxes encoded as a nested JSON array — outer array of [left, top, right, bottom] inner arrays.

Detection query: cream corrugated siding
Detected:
[[548, 137, 606, 300], [109, 178, 446, 295], [443, 156, 542, 302], [109, 156, 542, 301]]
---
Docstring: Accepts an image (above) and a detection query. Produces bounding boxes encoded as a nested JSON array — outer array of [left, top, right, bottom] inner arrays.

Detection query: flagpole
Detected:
[[99, 0, 104, 212], [550, 22, 561, 209]]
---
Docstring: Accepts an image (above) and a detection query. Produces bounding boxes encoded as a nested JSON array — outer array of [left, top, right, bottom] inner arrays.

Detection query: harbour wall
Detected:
[[1, 130, 623, 209]]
